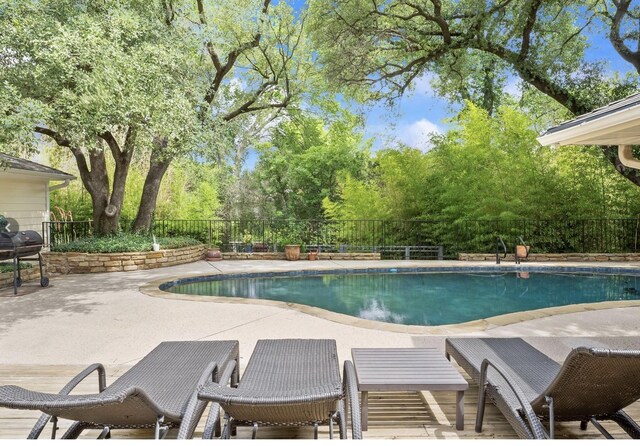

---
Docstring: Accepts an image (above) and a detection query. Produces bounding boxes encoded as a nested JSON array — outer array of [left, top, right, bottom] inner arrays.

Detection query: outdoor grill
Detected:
[[0, 230, 49, 295]]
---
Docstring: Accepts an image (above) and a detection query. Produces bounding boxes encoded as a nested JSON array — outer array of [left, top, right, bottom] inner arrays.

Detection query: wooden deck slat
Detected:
[[0, 364, 639, 439]]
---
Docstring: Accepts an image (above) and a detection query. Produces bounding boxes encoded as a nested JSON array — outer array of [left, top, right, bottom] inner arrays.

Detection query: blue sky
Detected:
[[245, 5, 637, 168], [361, 28, 636, 152]]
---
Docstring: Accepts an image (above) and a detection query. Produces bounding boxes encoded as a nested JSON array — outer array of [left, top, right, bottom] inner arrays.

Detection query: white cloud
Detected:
[[400, 119, 441, 151], [365, 118, 442, 152]]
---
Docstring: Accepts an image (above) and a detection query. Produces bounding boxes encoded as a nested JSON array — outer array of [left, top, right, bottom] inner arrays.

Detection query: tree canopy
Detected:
[[1, 0, 314, 233], [308, 0, 640, 186], [3, 0, 640, 238]]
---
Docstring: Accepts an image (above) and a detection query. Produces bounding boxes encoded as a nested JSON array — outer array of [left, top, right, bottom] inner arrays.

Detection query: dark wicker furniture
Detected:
[[198, 338, 362, 439], [0, 341, 239, 439], [446, 337, 640, 439]]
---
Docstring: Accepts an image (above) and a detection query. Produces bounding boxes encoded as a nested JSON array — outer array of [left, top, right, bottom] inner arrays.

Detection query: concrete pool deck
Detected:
[[1, 259, 640, 366], [2, 259, 640, 439]]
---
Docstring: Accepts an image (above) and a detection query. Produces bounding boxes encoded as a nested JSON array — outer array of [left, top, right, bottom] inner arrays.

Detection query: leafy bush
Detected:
[[0, 262, 33, 273], [51, 234, 202, 253]]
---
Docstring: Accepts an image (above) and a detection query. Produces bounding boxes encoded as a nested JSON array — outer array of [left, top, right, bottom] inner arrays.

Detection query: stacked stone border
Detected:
[[42, 245, 207, 274], [222, 252, 381, 261], [41, 247, 381, 274], [0, 267, 40, 288], [459, 253, 640, 262]]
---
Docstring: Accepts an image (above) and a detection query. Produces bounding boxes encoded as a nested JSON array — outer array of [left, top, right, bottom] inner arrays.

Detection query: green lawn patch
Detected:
[[51, 234, 202, 253]]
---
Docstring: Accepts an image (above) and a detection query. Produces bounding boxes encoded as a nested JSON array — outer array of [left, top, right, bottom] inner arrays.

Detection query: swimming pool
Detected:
[[163, 269, 640, 326]]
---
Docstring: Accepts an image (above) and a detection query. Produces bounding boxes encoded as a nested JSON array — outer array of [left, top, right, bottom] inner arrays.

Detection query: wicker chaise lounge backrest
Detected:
[[0, 341, 239, 428], [446, 337, 640, 439], [530, 347, 640, 418], [200, 338, 343, 426]]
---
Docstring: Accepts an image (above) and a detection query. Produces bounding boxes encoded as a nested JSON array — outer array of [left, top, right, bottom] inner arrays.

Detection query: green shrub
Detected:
[[51, 234, 201, 253], [0, 262, 33, 273]]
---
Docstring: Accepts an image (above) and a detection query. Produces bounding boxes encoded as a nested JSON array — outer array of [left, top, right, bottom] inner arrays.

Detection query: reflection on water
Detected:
[[168, 272, 640, 326], [357, 299, 406, 324]]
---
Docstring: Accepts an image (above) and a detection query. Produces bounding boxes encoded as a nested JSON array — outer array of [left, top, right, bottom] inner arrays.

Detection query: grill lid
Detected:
[[0, 231, 44, 260]]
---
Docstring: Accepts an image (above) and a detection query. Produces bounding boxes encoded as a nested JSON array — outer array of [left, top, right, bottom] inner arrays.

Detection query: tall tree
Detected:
[[131, 0, 312, 231], [1, 0, 201, 233], [255, 108, 371, 219], [1, 0, 312, 234]]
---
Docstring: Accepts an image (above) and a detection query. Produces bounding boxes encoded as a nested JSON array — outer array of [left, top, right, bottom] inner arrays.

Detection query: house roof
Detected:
[[537, 93, 640, 147], [0, 152, 75, 180]]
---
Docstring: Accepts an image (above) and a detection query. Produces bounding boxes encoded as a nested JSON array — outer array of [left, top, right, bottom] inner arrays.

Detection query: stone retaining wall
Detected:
[[222, 252, 381, 261], [0, 267, 40, 288], [43, 245, 207, 274], [459, 252, 640, 262]]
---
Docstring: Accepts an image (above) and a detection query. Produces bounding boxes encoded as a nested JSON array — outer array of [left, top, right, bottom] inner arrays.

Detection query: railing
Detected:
[[43, 217, 640, 259], [496, 236, 507, 264]]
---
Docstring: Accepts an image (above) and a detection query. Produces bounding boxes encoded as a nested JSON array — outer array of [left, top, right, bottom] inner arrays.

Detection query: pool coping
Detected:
[[139, 263, 640, 334]]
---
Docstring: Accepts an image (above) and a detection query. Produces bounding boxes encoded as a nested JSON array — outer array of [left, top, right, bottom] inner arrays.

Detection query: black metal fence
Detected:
[[43, 218, 640, 260]]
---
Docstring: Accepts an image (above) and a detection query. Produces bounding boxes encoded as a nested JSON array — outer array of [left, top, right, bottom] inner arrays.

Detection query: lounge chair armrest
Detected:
[[27, 363, 106, 439], [177, 359, 239, 439], [198, 382, 343, 406], [479, 358, 548, 439], [59, 363, 107, 395], [200, 360, 238, 439], [343, 360, 362, 439], [176, 360, 218, 439]]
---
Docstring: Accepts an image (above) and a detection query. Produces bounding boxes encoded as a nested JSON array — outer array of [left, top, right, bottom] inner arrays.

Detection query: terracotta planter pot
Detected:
[[516, 245, 530, 259], [284, 244, 301, 261], [206, 248, 222, 261], [308, 251, 318, 261]]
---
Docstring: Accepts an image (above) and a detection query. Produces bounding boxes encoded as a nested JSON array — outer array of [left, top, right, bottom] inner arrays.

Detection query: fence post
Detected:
[[382, 221, 386, 253], [405, 246, 410, 260], [438, 246, 443, 260], [42, 221, 49, 249]]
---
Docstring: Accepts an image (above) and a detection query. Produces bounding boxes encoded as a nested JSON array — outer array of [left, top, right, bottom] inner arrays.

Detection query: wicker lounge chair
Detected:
[[0, 340, 239, 439], [445, 337, 640, 439], [197, 338, 362, 439]]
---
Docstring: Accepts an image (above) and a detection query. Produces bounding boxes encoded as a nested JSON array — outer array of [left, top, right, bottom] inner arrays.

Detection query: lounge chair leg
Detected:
[[336, 404, 347, 439], [97, 427, 110, 439], [252, 422, 258, 439], [60, 421, 87, 439], [610, 410, 640, 439], [313, 422, 318, 439], [544, 396, 554, 439], [590, 418, 614, 439], [155, 415, 168, 439], [50, 416, 58, 439], [329, 412, 336, 439], [475, 385, 487, 433], [221, 415, 233, 439], [580, 420, 588, 430], [214, 416, 222, 438]]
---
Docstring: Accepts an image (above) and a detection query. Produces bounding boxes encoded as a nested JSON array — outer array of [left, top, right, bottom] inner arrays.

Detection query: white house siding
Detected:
[[0, 173, 49, 233]]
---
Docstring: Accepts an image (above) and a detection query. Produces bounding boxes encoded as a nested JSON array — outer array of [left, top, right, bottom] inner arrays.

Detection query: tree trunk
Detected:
[[83, 150, 125, 236], [131, 152, 171, 233], [67, 134, 134, 236], [602, 146, 640, 188], [90, 183, 121, 235]]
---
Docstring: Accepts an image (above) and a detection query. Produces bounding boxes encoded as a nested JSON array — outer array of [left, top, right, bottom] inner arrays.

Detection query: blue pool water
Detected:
[[165, 271, 640, 326]]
